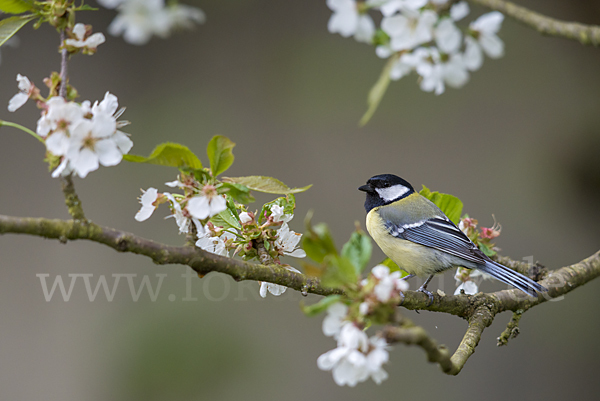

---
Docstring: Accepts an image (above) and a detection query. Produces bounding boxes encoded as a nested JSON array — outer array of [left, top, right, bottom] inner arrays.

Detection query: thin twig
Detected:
[[497, 310, 523, 346], [60, 175, 86, 220], [470, 0, 600, 46], [59, 29, 69, 98]]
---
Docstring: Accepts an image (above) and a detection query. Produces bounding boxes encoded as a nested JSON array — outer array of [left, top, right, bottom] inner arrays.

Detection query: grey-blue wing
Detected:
[[385, 217, 487, 265]]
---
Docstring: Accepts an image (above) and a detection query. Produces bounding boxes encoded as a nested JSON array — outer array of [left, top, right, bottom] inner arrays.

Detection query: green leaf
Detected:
[[223, 176, 311, 194], [210, 206, 241, 230], [419, 185, 464, 224], [321, 255, 358, 289], [0, 0, 34, 14], [359, 53, 398, 126], [220, 182, 255, 204], [301, 295, 343, 317], [341, 230, 372, 275], [206, 135, 235, 177], [302, 218, 337, 264], [379, 258, 409, 278], [124, 142, 203, 169], [478, 242, 496, 257], [0, 15, 34, 46]]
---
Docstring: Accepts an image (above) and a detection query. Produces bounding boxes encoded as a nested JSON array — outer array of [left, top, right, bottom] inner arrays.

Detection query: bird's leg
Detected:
[[398, 274, 415, 306], [417, 274, 435, 306]]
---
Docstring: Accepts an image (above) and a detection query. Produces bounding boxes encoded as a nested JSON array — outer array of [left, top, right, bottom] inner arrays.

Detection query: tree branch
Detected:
[[1, 214, 599, 376], [470, 0, 600, 46], [0, 214, 340, 297]]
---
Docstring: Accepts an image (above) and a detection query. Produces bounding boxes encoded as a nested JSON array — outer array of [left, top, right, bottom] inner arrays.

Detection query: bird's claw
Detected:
[[417, 285, 434, 307]]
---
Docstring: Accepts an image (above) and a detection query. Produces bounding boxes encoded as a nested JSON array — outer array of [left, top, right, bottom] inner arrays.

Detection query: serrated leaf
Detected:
[[0, 15, 33, 46], [302, 219, 337, 264], [207, 135, 235, 177], [359, 53, 398, 126], [210, 207, 241, 230], [341, 230, 372, 275], [379, 258, 409, 278], [223, 176, 311, 194], [419, 185, 464, 224], [301, 295, 343, 317], [321, 255, 358, 289], [124, 142, 203, 169], [0, 0, 34, 14], [220, 182, 255, 204]]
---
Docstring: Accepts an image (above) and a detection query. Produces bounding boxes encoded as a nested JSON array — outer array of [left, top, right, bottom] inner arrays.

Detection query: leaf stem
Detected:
[[0, 120, 44, 143]]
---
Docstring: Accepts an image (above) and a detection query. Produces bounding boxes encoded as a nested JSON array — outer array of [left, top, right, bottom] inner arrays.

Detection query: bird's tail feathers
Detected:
[[478, 259, 547, 297]]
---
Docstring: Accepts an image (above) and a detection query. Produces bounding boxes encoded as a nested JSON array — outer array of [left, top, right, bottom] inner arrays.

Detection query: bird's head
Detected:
[[358, 174, 415, 212]]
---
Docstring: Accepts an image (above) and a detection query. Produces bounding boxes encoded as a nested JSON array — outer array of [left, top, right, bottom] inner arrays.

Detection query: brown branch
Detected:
[[385, 305, 494, 375], [1, 214, 599, 376], [0, 215, 341, 297], [470, 0, 600, 46]]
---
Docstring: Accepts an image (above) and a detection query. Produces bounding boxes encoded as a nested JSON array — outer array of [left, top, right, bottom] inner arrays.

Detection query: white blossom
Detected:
[[274, 222, 306, 258], [450, 1, 470, 21], [375, 0, 428, 17], [317, 323, 390, 386], [411, 48, 470, 95], [105, 0, 205, 45], [38, 97, 85, 155], [258, 266, 301, 298], [8, 74, 33, 112], [134, 187, 158, 221], [454, 280, 479, 295], [469, 11, 505, 59], [187, 192, 227, 220], [322, 302, 349, 338], [454, 267, 490, 295], [358, 301, 369, 316], [65, 23, 106, 50], [463, 36, 483, 71], [371, 264, 409, 302], [196, 229, 236, 256], [270, 204, 293, 223], [327, 0, 375, 43], [381, 9, 438, 51], [239, 212, 253, 224], [366, 336, 390, 384], [435, 18, 462, 54], [63, 115, 123, 178], [165, 179, 185, 188], [164, 193, 190, 233]]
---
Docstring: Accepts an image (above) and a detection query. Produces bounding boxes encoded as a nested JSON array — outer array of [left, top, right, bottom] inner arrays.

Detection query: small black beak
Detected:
[[358, 184, 372, 193]]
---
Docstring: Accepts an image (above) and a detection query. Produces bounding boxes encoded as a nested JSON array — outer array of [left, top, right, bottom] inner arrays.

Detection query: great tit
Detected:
[[359, 174, 547, 301]]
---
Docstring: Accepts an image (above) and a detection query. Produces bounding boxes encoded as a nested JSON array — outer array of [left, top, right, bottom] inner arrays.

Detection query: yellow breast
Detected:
[[365, 204, 445, 277]]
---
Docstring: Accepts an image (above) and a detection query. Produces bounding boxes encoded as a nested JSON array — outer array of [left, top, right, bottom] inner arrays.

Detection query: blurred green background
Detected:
[[1, 0, 599, 400]]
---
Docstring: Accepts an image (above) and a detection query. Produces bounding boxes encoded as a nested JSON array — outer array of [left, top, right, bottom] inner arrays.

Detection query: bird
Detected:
[[358, 174, 547, 302]]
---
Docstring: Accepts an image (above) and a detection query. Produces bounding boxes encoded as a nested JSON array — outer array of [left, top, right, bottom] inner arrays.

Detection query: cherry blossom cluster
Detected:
[[327, 0, 505, 94], [453, 215, 500, 294], [317, 265, 408, 386], [8, 75, 133, 178], [97, 0, 205, 45], [135, 179, 306, 298]]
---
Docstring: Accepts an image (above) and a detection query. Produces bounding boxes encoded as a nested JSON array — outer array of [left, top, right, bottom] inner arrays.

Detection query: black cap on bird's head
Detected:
[[359, 174, 415, 212]]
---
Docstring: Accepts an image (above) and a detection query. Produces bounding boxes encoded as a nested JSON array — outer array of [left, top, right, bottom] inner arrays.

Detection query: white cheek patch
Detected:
[[375, 184, 410, 202]]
